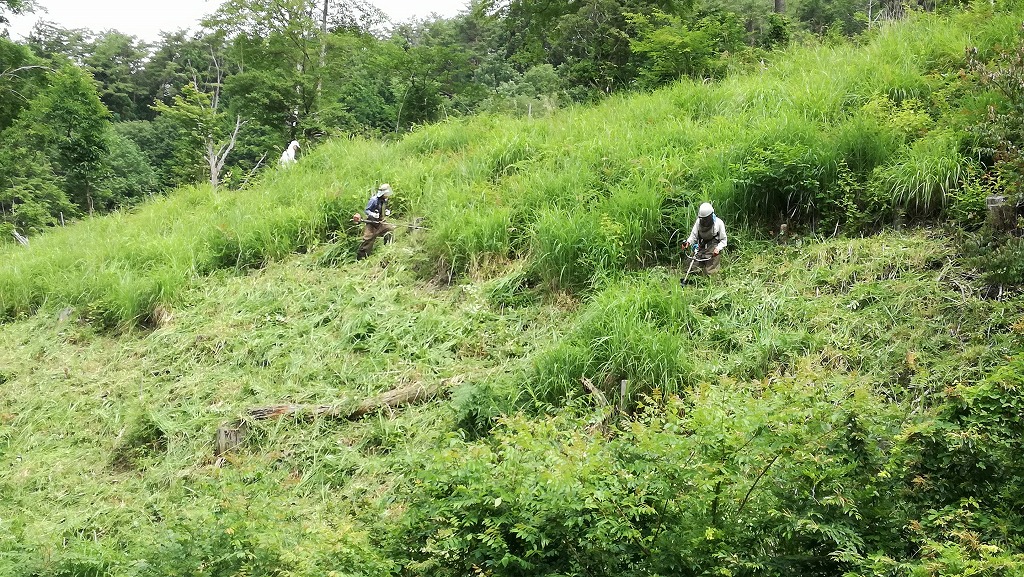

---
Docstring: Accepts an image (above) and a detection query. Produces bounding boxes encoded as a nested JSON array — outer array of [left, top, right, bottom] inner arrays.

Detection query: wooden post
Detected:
[[618, 379, 628, 414], [987, 195, 1016, 232]]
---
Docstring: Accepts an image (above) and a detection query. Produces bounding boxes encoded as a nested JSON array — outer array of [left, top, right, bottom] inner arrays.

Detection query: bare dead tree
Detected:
[[207, 115, 247, 189], [188, 47, 248, 189]]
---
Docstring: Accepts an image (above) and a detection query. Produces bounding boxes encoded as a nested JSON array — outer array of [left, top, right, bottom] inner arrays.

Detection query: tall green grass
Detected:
[[0, 139, 408, 326], [874, 129, 974, 218], [0, 8, 1020, 326]]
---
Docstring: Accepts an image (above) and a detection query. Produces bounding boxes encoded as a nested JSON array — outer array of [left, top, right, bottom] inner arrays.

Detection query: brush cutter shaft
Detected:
[[394, 222, 428, 230], [681, 251, 714, 286], [351, 213, 428, 230]]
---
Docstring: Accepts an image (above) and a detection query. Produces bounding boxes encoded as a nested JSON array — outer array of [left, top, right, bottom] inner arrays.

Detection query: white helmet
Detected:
[[698, 202, 714, 218], [378, 183, 393, 196]]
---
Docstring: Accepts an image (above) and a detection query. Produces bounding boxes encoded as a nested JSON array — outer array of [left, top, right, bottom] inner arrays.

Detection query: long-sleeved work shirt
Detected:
[[686, 216, 727, 252]]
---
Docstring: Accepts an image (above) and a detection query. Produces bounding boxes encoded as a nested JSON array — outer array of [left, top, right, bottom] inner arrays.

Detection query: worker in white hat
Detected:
[[681, 202, 727, 276]]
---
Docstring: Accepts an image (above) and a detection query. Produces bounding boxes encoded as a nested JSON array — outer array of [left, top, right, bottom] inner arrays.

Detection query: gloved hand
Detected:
[[385, 209, 391, 217]]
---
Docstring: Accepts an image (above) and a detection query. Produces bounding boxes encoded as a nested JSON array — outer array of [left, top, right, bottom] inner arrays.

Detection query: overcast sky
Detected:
[[2, 0, 470, 42]]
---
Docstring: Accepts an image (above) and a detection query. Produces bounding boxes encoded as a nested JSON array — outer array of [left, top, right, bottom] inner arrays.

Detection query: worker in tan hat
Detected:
[[355, 183, 397, 260]]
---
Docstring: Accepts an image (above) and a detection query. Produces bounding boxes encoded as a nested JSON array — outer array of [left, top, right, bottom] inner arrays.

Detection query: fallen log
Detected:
[[247, 381, 442, 422], [215, 381, 446, 456]]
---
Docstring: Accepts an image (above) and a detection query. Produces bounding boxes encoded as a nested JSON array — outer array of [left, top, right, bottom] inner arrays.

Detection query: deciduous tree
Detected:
[[0, 36, 48, 132], [153, 83, 245, 189], [13, 66, 110, 214], [84, 31, 150, 121]]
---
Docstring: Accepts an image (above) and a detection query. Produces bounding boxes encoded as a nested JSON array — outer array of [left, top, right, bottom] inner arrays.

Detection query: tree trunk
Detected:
[[317, 0, 328, 99], [207, 142, 219, 188], [215, 422, 247, 456]]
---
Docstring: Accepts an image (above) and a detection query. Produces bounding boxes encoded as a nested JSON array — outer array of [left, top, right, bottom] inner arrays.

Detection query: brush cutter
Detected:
[[680, 248, 713, 286]]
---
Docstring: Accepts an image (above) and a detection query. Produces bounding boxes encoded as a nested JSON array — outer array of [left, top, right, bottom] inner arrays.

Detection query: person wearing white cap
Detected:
[[356, 183, 397, 260], [681, 201, 727, 276], [279, 140, 300, 166]]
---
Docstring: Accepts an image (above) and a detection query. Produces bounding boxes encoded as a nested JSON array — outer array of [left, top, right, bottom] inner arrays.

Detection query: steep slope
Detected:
[[1, 8, 1018, 327], [2, 7, 1024, 577], [2, 228, 1022, 576]]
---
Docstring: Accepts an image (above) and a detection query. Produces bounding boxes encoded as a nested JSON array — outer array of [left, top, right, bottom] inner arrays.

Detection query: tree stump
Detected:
[[215, 422, 248, 456]]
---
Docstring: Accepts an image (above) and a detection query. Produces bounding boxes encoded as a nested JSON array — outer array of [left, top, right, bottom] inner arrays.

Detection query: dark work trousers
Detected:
[[357, 221, 396, 260]]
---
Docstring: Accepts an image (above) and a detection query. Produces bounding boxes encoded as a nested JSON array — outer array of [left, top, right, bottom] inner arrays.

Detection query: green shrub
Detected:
[[128, 494, 392, 577], [401, 380, 908, 577], [904, 355, 1024, 549], [728, 142, 824, 225], [969, 234, 1024, 287]]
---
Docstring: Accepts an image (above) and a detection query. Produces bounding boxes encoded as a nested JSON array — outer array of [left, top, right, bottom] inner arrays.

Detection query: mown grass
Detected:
[[529, 230, 1015, 405], [0, 238, 570, 574], [1, 226, 1020, 575]]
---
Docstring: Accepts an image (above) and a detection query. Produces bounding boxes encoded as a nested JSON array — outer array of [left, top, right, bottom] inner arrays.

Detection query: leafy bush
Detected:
[[728, 142, 824, 225], [400, 381, 908, 577], [128, 493, 392, 577], [965, 232, 1024, 287], [904, 355, 1024, 548], [967, 24, 1024, 207], [628, 10, 745, 88]]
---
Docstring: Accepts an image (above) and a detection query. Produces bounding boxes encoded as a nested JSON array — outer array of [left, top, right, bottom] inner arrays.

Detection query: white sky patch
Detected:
[[3, 0, 470, 43]]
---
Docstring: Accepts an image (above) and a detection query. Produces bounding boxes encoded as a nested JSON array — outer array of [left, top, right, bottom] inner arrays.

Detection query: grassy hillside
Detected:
[[1, 8, 1018, 327], [3, 229, 1022, 576], [2, 6, 1024, 577]]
